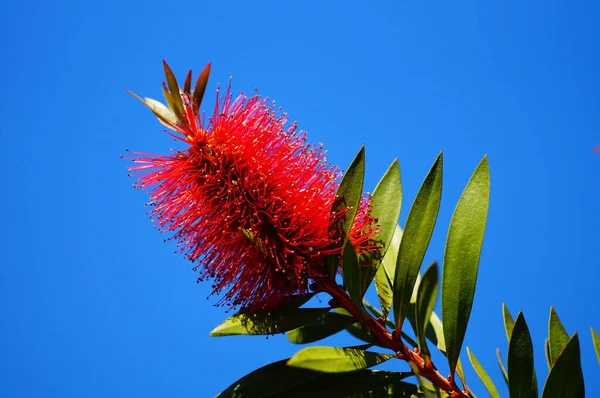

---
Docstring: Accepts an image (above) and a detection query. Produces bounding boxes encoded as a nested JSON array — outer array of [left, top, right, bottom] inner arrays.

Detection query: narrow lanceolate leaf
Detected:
[[545, 338, 552, 370], [332, 146, 365, 237], [496, 348, 508, 386], [162, 60, 185, 120], [287, 346, 394, 373], [210, 307, 328, 336], [359, 159, 402, 302], [393, 152, 443, 331], [442, 155, 490, 375], [502, 303, 515, 341], [370, 159, 402, 259], [183, 69, 192, 95], [414, 262, 439, 358], [287, 311, 355, 344], [592, 327, 600, 365], [467, 348, 500, 398], [374, 225, 403, 318], [542, 334, 585, 398], [192, 62, 211, 111], [216, 360, 414, 398], [508, 312, 537, 398], [548, 306, 570, 367], [126, 90, 179, 127], [342, 240, 365, 311]]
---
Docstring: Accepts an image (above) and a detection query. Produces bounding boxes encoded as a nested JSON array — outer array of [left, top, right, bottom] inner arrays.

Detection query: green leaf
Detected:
[[548, 306, 570, 367], [370, 159, 402, 259], [502, 303, 515, 341], [496, 348, 508, 386], [545, 338, 551, 370], [508, 312, 537, 398], [414, 262, 439, 358], [341, 240, 366, 311], [162, 60, 185, 120], [542, 334, 585, 398], [415, 376, 444, 397], [216, 359, 415, 398], [192, 62, 211, 111], [467, 348, 500, 398], [126, 90, 179, 128], [393, 152, 443, 330], [287, 311, 355, 344], [358, 159, 402, 304], [345, 322, 377, 344], [374, 225, 403, 319], [332, 145, 365, 238], [362, 301, 419, 348], [441, 155, 490, 375], [592, 326, 600, 365], [287, 346, 394, 373], [210, 307, 328, 336]]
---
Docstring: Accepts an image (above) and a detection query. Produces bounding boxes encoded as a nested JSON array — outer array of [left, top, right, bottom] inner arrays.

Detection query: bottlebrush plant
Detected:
[[126, 61, 600, 397]]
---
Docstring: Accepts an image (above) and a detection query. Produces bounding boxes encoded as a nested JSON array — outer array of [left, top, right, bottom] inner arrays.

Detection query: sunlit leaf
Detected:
[[442, 156, 490, 375], [287, 311, 355, 344], [370, 159, 402, 259], [287, 346, 394, 373], [414, 262, 439, 358], [496, 348, 508, 386], [210, 307, 328, 336], [545, 338, 551, 370], [502, 303, 515, 341], [216, 359, 413, 398], [548, 306, 570, 367], [393, 152, 443, 330], [374, 225, 402, 319], [592, 327, 600, 365], [507, 312, 537, 398], [333, 146, 365, 238], [342, 240, 365, 311], [542, 334, 584, 398], [467, 347, 500, 398], [126, 90, 179, 128], [161, 60, 185, 122]]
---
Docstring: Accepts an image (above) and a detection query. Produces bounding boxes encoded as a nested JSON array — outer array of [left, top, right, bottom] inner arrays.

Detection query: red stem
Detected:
[[318, 280, 468, 397]]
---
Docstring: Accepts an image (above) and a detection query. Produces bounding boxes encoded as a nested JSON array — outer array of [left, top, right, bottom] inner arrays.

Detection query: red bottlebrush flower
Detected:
[[128, 63, 377, 311]]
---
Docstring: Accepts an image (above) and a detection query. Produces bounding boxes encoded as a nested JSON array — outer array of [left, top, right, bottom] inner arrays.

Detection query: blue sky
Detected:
[[1, 0, 599, 396]]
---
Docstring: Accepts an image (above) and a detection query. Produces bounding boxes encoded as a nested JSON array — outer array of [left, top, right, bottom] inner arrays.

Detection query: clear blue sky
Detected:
[[1, 0, 599, 396]]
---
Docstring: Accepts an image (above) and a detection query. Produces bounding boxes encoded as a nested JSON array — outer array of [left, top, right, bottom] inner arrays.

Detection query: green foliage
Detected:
[[393, 151, 443, 330], [210, 307, 328, 336], [216, 359, 414, 398], [507, 312, 537, 398], [329, 146, 365, 277], [502, 303, 515, 341], [341, 240, 366, 312], [442, 155, 490, 375], [542, 334, 585, 398], [467, 347, 500, 398], [287, 346, 394, 373], [203, 146, 595, 397], [548, 307, 570, 367], [369, 159, 403, 260], [414, 262, 439, 358], [592, 327, 600, 365], [287, 311, 355, 344], [333, 146, 365, 238], [374, 225, 402, 319]]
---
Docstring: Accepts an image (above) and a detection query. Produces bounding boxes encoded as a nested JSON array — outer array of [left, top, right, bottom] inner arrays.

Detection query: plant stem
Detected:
[[318, 280, 468, 397]]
